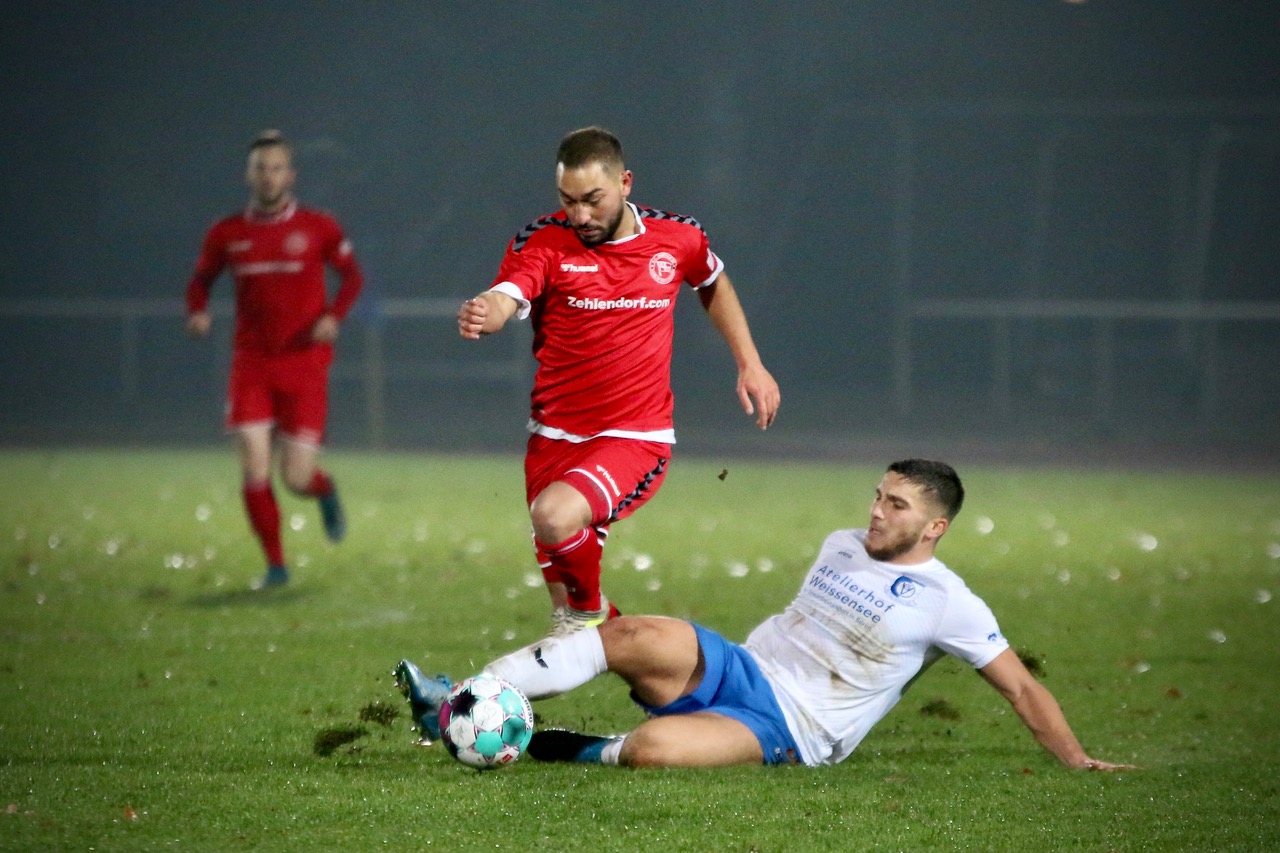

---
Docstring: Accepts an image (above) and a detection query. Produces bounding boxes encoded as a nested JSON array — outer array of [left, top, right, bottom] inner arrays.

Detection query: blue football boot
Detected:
[[393, 659, 451, 743], [254, 565, 290, 590], [318, 486, 346, 543]]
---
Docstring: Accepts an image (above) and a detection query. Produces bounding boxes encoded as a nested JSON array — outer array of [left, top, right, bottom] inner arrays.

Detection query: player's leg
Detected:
[[227, 351, 287, 586], [526, 713, 762, 767], [564, 440, 668, 621], [392, 615, 624, 747], [525, 437, 669, 634], [237, 424, 288, 586], [599, 615, 703, 704], [525, 623, 764, 766], [620, 712, 765, 768], [279, 437, 344, 542], [277, 352, 345, 542], [526, 619, 799, 766], [479, 617, 694, 760], [528, 480, 602, 615], [525, 436, 605, 629], [484, 615, 697, 702]]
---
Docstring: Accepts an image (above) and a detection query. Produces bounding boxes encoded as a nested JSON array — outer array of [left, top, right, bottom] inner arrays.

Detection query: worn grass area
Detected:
[[1, 449, 1278, 851]]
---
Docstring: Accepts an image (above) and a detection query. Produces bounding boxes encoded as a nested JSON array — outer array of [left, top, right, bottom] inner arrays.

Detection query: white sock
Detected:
[[483, 627, 607, 701], [600, 736, 625, 765]]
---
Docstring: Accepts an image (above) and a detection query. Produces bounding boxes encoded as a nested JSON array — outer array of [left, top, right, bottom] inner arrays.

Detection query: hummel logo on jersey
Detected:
[[228, 240, 252, 252], [561, 263, 599, 273]]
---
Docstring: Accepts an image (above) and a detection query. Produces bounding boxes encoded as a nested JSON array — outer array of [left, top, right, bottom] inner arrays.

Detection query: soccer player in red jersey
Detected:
[[185, 130, 364, 589], [458, 127, 780, 635]]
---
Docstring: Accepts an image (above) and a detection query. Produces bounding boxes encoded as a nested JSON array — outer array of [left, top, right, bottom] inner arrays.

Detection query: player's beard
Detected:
[[254, 187, 291, 212], [575, 205, 625, 248], [865, 521, 927, 562]]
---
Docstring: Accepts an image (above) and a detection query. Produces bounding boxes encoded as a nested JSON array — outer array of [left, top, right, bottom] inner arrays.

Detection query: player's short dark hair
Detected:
[[888, 459, 965, 520], [557, 126, 624, 172], [248, 129, 292, 156]]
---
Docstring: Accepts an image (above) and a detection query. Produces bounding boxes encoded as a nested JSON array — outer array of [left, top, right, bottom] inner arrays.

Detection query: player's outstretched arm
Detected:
[[458, 291, 519, 339], [978, 648, 1135, 772], [697, 273, 780, 429]]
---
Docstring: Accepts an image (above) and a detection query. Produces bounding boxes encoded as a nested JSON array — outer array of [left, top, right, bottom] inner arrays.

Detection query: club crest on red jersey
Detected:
[[648, 252, 677, 285], [284, 231, 310, 256]]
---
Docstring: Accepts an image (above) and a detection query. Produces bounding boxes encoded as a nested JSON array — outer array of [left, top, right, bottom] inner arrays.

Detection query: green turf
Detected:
[[1, 449, 1278, 852]]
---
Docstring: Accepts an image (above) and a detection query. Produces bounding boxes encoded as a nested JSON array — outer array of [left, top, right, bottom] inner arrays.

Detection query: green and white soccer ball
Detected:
[[439, 674, 535, 769]]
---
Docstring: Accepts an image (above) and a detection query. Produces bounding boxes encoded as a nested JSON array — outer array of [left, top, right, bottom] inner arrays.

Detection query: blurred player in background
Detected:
[[457, 126, 780, 636], [185, 130, 363, 589], [397, 459, 1135, 772]]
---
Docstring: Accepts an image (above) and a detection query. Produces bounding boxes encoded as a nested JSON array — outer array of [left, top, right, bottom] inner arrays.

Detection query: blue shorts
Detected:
[[633, 623, 800, 765]]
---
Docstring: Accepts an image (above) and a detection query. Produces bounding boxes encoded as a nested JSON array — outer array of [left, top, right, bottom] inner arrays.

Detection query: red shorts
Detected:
[[225, 347, 333, 445], [524, 434, 671, 529]]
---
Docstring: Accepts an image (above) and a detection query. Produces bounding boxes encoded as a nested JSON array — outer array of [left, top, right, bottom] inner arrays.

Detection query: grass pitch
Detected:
[[1, 448, 1278, 852]]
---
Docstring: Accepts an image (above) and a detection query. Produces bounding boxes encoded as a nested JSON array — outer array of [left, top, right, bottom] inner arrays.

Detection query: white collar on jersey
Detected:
[[602, 202, 645, 246]]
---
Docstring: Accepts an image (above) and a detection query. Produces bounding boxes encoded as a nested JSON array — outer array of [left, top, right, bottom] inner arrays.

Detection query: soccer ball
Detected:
[[439, 674, 535, 769]]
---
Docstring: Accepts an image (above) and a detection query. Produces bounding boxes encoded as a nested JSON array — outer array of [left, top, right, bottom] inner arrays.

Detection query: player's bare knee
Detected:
[[280, 467, 312, 495], [598, 617, 695, 687], [529, 493, 586, 544], [599, 616, 663, 654], [617, 729, 670, 768]]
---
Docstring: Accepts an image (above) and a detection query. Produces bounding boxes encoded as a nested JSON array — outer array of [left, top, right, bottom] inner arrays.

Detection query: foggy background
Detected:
[[2, 2, 1277, 465]]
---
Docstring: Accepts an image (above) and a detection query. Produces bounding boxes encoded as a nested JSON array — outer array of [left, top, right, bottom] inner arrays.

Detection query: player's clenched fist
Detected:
[[186, 311, 212, 338], [458, 297, 489, 339]]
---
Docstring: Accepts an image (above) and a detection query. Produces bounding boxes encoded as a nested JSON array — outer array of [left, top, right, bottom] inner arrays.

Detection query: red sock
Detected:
[[536, 528, 604, 611], [301, 469, 334, 498], [538, 552, 562, 587], [242, 480, 285, 567]]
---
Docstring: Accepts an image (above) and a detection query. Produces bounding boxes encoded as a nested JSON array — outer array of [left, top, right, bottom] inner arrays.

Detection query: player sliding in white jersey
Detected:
[[396, 459, 1134, 771]]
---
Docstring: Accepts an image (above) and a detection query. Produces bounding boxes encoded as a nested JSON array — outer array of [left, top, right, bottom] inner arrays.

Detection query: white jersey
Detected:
[[744, 529, 1008, 766]]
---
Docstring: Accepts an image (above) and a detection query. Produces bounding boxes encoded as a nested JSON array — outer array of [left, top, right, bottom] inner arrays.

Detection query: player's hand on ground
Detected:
[[458, 297, 489, 339], [311, 313, 340, 344], [738, 364, 781, 430], [1081, 757, 1136, 772], [186, 312, 212, 338]]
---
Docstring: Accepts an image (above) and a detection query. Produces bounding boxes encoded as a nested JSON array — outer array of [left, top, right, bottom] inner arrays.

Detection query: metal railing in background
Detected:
[[0, 297, 531, 448], [893, 299, 1280, 424]]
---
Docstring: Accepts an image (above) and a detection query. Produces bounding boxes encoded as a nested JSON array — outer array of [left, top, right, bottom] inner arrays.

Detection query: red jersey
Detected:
[[490, 202, 723, 440], [186, 200, 363, 355]]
